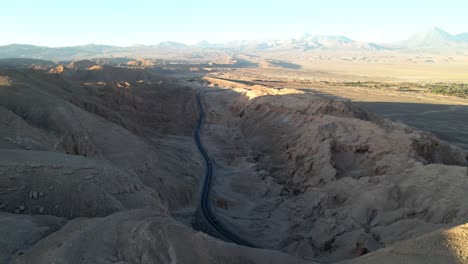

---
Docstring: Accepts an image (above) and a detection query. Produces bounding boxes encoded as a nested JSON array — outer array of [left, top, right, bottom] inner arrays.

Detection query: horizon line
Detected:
[[1, 26, 467, 48]]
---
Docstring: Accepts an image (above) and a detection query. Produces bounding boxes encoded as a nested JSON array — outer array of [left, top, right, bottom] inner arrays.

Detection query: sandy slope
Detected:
[[11, 209, 310, 264], [0, 67, 203, 213], [201, 85, 468, 262], [343, 224, 468, 264], [1, 64, 468, 263], [0, 66, 313, 263]]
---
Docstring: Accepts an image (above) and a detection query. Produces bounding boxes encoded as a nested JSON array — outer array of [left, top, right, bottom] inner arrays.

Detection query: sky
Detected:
[[1, 0, 467, 47]]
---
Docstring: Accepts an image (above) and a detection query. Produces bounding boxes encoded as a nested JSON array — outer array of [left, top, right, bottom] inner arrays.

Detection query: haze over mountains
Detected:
[[395, 27, 468, 50], [457, 33, 468, 41], [1, 27, 467, 60]]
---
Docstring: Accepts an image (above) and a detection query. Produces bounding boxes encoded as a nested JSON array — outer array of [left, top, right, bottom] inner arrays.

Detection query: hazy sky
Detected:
[[1, 0, 467, 47]]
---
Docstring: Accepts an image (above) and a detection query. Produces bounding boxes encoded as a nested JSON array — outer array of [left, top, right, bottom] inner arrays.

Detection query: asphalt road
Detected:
[[194, 92, 329, 263], [194, 93, 257, 247]]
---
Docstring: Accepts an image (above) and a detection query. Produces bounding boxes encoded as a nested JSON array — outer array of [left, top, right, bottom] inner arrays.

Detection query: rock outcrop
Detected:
[[202, 88, 468, 261]]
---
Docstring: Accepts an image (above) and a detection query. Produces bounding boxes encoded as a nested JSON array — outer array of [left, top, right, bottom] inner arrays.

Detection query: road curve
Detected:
[[194, 93, 257, 247], [194, 92, 328, 263]]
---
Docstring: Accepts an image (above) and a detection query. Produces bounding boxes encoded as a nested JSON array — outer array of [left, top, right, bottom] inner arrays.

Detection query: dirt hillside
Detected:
[[1, 63, 467, 263], [201, 86, 468, 262]]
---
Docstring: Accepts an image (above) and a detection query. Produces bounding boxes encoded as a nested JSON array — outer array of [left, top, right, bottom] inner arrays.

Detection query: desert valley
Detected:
[[1, 12, 468, 264]]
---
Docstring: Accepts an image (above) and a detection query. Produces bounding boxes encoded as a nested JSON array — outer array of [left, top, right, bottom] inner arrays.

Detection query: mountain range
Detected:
[[394, 27, 468, 50], [1, 27, 467, 60]]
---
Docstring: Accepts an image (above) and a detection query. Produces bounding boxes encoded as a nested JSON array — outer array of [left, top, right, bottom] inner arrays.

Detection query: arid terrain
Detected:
[[0, 47, 467, 264], [200, 84, 467, 262], [202, 68, 468, 151]]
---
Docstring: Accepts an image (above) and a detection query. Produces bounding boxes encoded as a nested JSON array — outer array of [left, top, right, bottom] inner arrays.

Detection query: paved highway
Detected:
[[194, 92, 327, 263], [194, 93, 257, 247]]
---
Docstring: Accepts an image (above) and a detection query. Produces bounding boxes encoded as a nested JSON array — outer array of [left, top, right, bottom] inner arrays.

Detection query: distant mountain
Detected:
[[194, 40, 212, 48], [396, 27, 465, 50], [0, 44, 49, 58], [0, 58, 56, 68], [152, 41, 188, 49], [201, 35, 386, 52], [300, 35, 386, 51], [204, 40, 274, 51], [0, 42, 192, 60], [456, 33, 468, 42], [0, 28, 467, 60], [0, 44, 123, 60]]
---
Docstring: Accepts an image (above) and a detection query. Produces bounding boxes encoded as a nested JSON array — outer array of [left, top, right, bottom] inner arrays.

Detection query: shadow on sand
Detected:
[[270, 87, 468, 151], [354, 101, 468, 150]]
